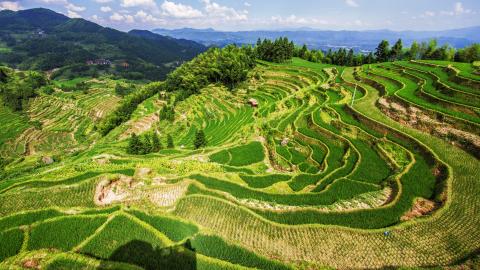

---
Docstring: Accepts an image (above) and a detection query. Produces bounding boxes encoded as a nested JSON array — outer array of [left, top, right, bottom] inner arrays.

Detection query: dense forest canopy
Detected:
[[297, 38, 480, 66], [164, 45, 256, 96], [0, 8, 206, 81], [0, 67, 48, 111], [255, 37, 295, 63]]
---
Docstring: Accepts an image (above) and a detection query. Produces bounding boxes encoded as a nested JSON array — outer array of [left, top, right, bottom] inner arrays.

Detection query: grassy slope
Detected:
[[0, 59, 478, 269]]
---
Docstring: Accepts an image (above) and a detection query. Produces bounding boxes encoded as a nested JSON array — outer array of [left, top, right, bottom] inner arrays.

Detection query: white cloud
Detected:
[[135, 10, 164, 23], [125, 14, 135, 23], [455, 2, 464, 14], [94, 0, 112, 3], [110, 12, 135, 23], [244, 2, 251, 7], [161, 0, 203, 18], [67, 9, 81, 18], [0, 1, 22, 11], [271, 15, 308, 24], [110, 12, 123, 21], [66, 3, 85, 12], [424, 10, 435, 17], [100, 6, 112, 12], [202, 0, 247, 21], [38, 0, 68, 3], [454, 2, 471, 15], [345, 0, 358, 8], [121, 0, 156, 8], [439, 2, 472, 16]]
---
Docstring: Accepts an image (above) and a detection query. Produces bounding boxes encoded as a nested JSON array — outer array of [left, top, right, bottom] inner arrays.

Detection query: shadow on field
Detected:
[[100, 240, 197, 270]]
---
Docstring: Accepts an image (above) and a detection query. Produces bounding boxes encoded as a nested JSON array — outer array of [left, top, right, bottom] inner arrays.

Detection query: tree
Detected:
[[409, 41, 420, 60], [375, 40, 390, 62], [299, 44, 308, 59], [115, 83, 132, 97], [365, 52, 375, 64], [255, 37, 295, 63], [218, 45, 250, 89], [194, 130, 207, 149], [424, 39, 438, 59], [390, 39, 403, 61], [455, 43, 480, 62], [127, 133, 141, 154], [141, 135, 153, 154], [0, 68, 8, 83], [167, 134, 174, 148], [346, 49, 354, 66], [151, 132, 162, 152]]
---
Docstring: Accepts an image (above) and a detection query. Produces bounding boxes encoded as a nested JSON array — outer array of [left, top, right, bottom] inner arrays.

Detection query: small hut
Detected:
[[247, 98, 258, 108]]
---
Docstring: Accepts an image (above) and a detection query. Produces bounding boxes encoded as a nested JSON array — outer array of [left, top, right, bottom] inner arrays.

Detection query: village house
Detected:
[[247, 98, 258, 108], [86, 59, 112, 66]]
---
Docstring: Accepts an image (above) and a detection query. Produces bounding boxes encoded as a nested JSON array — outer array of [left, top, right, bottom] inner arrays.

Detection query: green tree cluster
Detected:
[[294, 45, 324, 63], [296, 38, 479, 66], [323, 48, 375, 66], [127, 132, 163, 155], [255, 37, 295, 63], [455, 44, 480, 63], [194, 130, 207, 149], [164, 45, 255, 96], [167, 134, 174, 148], [0, 67, 48, 111], [97, 82, 163, 135], [114, 83, 134, 97], [159, 105, 175, 122]]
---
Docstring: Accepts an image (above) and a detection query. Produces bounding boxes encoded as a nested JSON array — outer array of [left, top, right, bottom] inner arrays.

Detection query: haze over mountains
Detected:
[[153, 26, 480, 52], [0, 7, 478, 80]]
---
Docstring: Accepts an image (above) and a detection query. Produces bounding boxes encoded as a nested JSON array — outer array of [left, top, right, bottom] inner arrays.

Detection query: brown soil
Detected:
[[377, 98, 480, 154], [22, 259, 39, 269], [119, 113, 159, 140], [401, 198, 436, 221], [94, 175, 134, 206]]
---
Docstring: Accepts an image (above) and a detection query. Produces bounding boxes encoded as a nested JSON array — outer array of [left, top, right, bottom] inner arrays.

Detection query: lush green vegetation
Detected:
[[97, 82, 162, 135], [297, 38, 480, 66], [1, 31, 479, 270], [0, 67, 48, 111], [27, 215, 108, 251], [0, 9, 206, 81], [164, 45, 255, 96]]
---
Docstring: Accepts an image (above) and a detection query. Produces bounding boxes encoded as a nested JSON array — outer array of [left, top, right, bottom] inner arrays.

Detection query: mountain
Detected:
[[0, 8, 207, 80], [152, 26, 480, 52]]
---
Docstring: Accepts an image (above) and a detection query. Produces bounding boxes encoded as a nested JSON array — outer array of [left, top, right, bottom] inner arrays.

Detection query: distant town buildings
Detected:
[[86, 59, 112, 66], [32, 28, 47, 38]]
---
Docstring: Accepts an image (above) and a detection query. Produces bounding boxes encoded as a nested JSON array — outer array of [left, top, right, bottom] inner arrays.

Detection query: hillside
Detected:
[[0, 53, 479, 269], [153, 26, 480, 51], [0, 8, 206, 80]]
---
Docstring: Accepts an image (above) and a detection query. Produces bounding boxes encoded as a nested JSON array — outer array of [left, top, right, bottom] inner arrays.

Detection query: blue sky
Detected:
[[0, 0, 479, 31]]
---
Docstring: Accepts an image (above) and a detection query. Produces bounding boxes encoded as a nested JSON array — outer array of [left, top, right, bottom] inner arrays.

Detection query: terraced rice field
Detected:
[[0, 58, 479, 269], [0, 78, 121, 157]]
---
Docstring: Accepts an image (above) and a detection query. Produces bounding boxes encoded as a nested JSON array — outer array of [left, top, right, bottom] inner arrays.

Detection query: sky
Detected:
[[0, 0, 479, 32]]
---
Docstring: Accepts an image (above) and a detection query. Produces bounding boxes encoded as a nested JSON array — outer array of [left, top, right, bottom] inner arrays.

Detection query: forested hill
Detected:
[[0, 8, 207, 80]]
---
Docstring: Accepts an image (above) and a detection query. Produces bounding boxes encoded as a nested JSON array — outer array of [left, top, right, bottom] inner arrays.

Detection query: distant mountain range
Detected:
[[153, 27, 480, 52], [0, 8, 206, 80]]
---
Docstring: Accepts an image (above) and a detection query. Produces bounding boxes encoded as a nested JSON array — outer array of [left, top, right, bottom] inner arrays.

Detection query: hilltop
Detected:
[[0, 8, 206, 80]]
